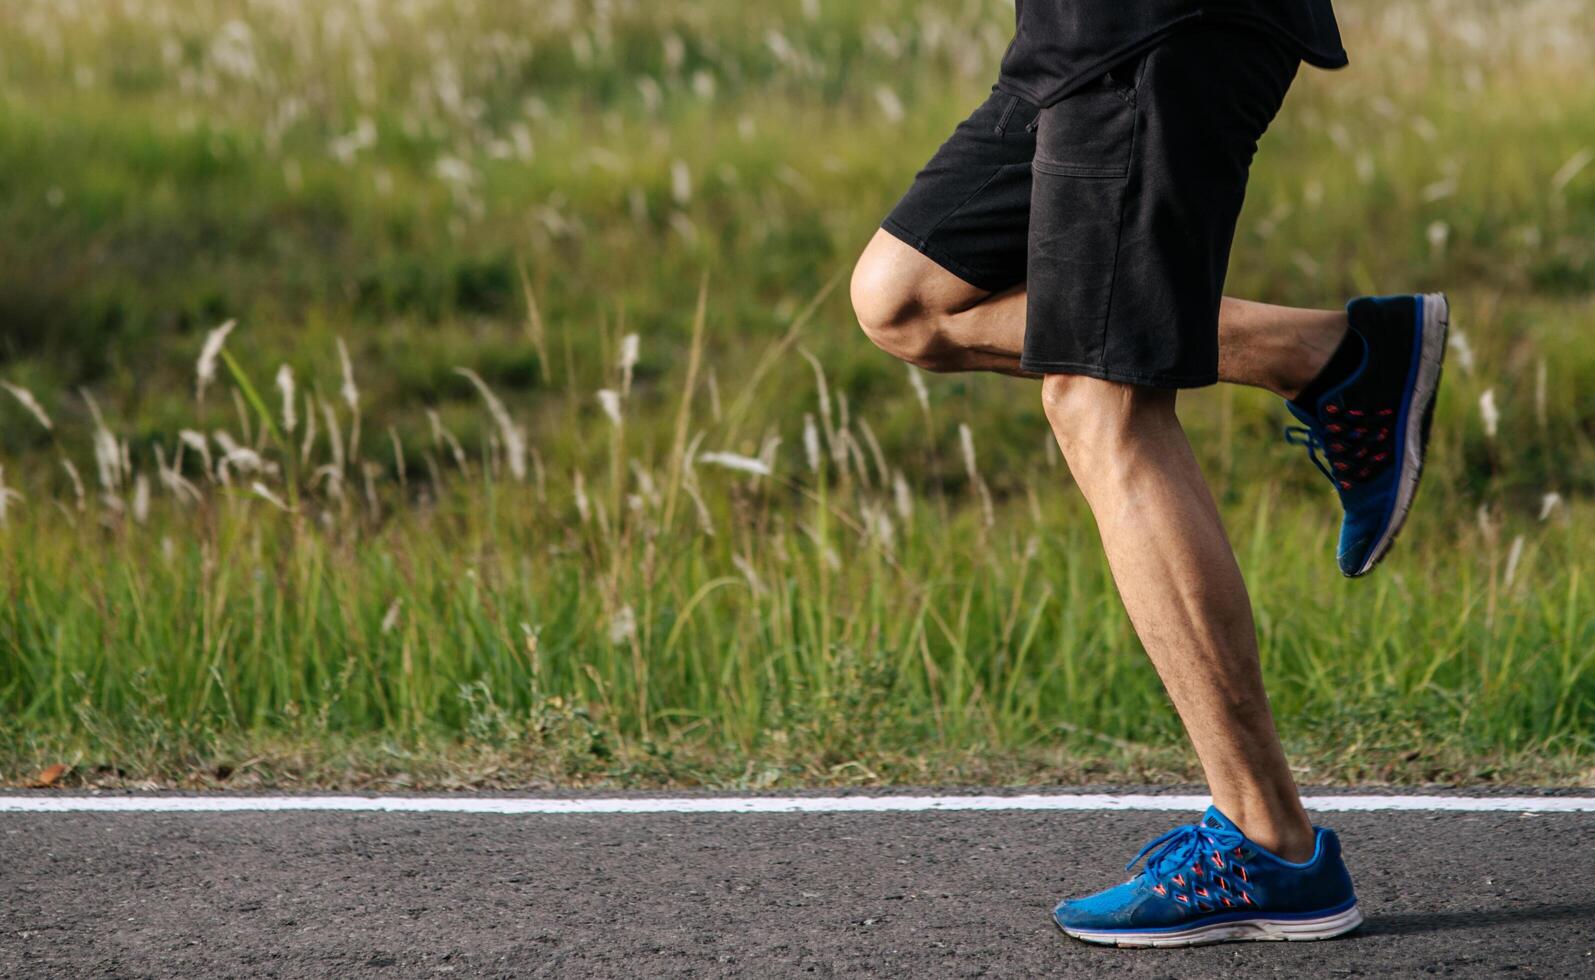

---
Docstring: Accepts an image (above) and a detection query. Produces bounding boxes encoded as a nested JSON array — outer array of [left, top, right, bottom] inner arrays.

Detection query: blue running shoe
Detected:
[[1286, 293, 1449, 577], [1053, 806, 1361, 947]]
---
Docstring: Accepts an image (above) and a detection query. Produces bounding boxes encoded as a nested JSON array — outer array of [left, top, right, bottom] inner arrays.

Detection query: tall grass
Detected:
[[0, 0, 1592, 786]]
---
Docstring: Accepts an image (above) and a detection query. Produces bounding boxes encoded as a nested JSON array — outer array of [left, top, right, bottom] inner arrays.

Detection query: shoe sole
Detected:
[[1348, 292, 1449, 577], [1058, 901, 1363, 948]]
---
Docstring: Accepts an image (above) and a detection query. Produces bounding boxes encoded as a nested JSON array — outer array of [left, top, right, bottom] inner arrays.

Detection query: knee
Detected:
[[1040, 374, 1174, 458], [849, 246, 945, 370]]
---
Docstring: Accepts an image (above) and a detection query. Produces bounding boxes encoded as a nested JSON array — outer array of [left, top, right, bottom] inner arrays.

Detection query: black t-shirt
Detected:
[[997, 0, 1348, 108]]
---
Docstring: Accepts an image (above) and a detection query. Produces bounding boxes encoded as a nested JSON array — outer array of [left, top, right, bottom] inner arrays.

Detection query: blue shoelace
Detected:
[[1127, 821, 1247, 885], [1285, 423, 1335, 484]]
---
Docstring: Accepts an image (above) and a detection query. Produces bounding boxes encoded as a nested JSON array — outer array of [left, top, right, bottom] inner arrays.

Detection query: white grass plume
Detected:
[[682, 466, 715, 536], [381, 599, 404, 635], [1479, 388, 1499, 439], [251, 481, 292, 511], [1, 382, 53, 431], [608, 605, 637, 645], [321, 395, 345, 473], [337, 337, 359, 413], [893, 470, 914, 524], [619, 333, 640, 398], [906, 364, 930, 417], [798, 349, 837, 461], [670, 160, 691, 206], [60, 458, 85, 512], [698, 452, 771, 477], [572, 470, 590, 523], [0, 465, 23, 524], [1539, 492, 1563, 521], [517, 258, 551, 381], [856, 418, 891, 487], [958, 423, 979, 482], [597, 389, 623, 426], [959, 423, 996, 528], [153, 443, 201, 505], [82, 390, 122, 491], [1448, 328, 1476, 374], [455, 368, 527, 481], [300, 391, 318, 465], [275, 365, 297, 434], [1503, 534, 1526, 588], [195, 319, 237, 402], [131, 474, 150, 524], [757, 431, 782, 478]]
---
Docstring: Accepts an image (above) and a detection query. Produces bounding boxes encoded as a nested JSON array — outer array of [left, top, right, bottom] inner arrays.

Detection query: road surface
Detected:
[[3, 792, 1593, 977]]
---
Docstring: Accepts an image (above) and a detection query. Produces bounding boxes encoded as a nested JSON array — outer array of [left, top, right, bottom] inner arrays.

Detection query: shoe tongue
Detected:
[[1201, 806, 1241, 834]]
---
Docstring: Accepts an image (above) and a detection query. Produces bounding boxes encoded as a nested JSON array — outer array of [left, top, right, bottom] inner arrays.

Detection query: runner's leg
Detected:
[[1039, 373, 1316, 861], [851, 229, 1347, 397]]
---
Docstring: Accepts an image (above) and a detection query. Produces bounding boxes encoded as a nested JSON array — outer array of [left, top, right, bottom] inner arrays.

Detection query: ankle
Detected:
[[1280, 312, 1352, 402], [1219, 799, 1316, 863]]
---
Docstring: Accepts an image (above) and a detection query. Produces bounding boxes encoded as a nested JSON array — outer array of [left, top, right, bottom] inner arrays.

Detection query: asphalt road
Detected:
[[3, 803, 1593, 978]]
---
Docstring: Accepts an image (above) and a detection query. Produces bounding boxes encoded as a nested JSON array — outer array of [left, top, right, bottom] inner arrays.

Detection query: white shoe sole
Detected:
[[1350, 292, 1449, 577], [1060, 901, 1364, 948]]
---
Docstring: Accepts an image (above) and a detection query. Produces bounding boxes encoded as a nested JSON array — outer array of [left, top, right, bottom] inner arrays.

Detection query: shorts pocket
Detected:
[[1031, 86, 1137, 179], [992, 95, 1022, 135], [1024, 165, 1129, 367]]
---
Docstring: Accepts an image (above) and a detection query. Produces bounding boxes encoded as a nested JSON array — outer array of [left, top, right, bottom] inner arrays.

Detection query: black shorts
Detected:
[[882, 29, 1300, 387]]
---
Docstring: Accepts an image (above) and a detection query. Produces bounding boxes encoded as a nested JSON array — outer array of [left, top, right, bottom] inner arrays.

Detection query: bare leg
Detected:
[[851, 230, 1347, 397], [1039, 374, 1315, 860], [1218, 297, 1349, 399], [849, 231, 1034, 376]]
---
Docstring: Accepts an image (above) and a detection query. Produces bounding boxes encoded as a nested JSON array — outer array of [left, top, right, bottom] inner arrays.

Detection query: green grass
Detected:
[[0, 0, 1593, 788]]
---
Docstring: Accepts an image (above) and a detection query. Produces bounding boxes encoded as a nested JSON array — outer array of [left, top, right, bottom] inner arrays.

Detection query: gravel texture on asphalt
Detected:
[[3, 803, 1592, 977]]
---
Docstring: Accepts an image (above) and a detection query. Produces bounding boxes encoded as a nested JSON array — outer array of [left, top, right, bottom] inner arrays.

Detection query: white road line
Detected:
[[1, 794, 1594, 815]]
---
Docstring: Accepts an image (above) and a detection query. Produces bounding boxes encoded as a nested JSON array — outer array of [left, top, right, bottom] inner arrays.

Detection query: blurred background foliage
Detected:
[[0, 0, 1590, 786]]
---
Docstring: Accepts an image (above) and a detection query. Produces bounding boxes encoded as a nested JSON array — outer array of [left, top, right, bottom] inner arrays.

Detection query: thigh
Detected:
[[1021, 31, 1299, 387], [880, 87, 1038, 293]]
